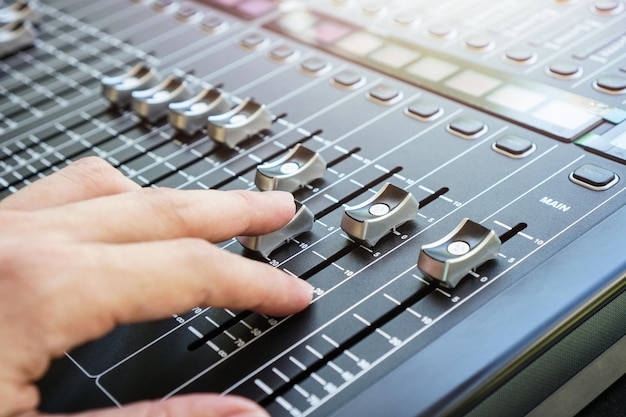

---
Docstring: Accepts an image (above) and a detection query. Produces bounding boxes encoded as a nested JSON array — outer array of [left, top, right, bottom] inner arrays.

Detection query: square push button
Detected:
[[492, 134, 536, 158], [367, 84, 402, 105], [332, 70, 366, 90], [446, 116, 488, 139], [569, 163, 619, 191], [405, 99, 443, 121], [299, 57, 331, 76]]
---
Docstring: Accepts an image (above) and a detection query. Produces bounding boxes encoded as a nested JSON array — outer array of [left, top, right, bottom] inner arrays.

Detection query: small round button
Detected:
[[504, 49, 537, 65], [592, 0, 624, 14], [465, 36, 495, 52], [369, 203, 391, 217], [447, 241, 471, 256], [280, 162, 300, 175], [593, 75, 626, 94], [428, 23, 456, 39], [547, 61, 583, 79]]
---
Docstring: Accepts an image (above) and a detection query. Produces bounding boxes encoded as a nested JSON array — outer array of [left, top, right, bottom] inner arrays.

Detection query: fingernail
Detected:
[[295, 277, 314, 301], [262, 190, 294, 203]]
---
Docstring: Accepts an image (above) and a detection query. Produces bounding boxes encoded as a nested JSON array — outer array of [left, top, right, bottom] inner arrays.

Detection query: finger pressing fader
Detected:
[[101, 63, 161, 107], [255, 144, 327, 192], [341, 183, 419, 247], [417, 218, 501, 289], [168, 87, 230, 135], [237, 201, 314, 258], [131, 76, 192, 123], [207, 97, 272, 148]]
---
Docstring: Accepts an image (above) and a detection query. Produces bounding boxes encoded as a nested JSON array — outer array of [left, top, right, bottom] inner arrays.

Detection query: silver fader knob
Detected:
[[101, 63, 161, 107], [255, 144, 327, 192], [131, 76, 192, 123], [207, 98, 272, 148], [0, 20, 36, 58], [341, 183, 419, 247], [417, 218, 501, 289], [237, 201, 314, 258], [0, 1, 40, 24], [168, 87, 230, 135]]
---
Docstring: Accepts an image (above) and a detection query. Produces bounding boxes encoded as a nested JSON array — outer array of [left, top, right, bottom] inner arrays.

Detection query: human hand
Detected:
[[0, 157, 313, 417]]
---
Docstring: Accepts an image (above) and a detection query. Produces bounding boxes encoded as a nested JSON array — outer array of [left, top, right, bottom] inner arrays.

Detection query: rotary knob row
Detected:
[[101, 63, 272, 149], [0, 1, 40, 58]]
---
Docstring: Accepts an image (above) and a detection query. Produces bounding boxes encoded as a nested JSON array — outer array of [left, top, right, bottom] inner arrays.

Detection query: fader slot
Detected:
[[1, 111, 144, 188]]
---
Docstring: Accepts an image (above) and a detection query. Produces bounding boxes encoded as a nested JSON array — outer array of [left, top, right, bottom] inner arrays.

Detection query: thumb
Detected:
[[34, 394, 270, 417]]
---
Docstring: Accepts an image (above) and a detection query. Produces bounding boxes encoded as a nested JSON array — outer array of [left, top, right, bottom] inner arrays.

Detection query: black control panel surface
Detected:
[[2, 1, 626, 416]]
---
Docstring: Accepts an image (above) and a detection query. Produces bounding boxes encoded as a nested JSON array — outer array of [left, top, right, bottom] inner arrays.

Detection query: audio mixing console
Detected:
[[1, 0, 626, 416]]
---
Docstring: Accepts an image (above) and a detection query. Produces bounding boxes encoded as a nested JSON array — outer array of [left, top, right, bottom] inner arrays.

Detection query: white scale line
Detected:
[[328, 361, 344, 374], [383, 293, 402, 306], [436, 288, 452, 298], [322, 334, 340, 348], [254, 379, 273, 395], [412, 274, 431, 285], [306, 345, 324, 360], [289, 356, 307, 371], [276, 397, 293, 412], [375, 328, 392, 340], [205, 316, 219, 327], [294, 384, 310, 398], [353, 314, 371, 326], [273, 367, 290, 382], [406, 308, 422, 319], [311, 372, 326, 385], [188, 326, 203, 339], [343, 350, 361, 363]]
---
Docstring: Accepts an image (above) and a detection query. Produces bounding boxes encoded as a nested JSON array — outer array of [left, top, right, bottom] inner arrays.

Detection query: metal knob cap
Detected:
[[255, 144, 327, 192], [168, 87, 230, 135], [237, 201, 314, 258], [207, 98, 272, 148], [341, 183, 419, 247], [101, 63, 161, 107], [131, 75, 192, 123], [417, 218, 501, 288]]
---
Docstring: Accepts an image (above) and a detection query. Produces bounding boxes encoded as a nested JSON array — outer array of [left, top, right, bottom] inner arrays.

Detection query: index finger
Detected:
[[0, 157, 140, 211], [12, 188, 297, 243]]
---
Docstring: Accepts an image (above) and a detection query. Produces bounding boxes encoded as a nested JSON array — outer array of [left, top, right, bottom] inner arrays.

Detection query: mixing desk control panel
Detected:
[[1, 0, 626, 416]]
